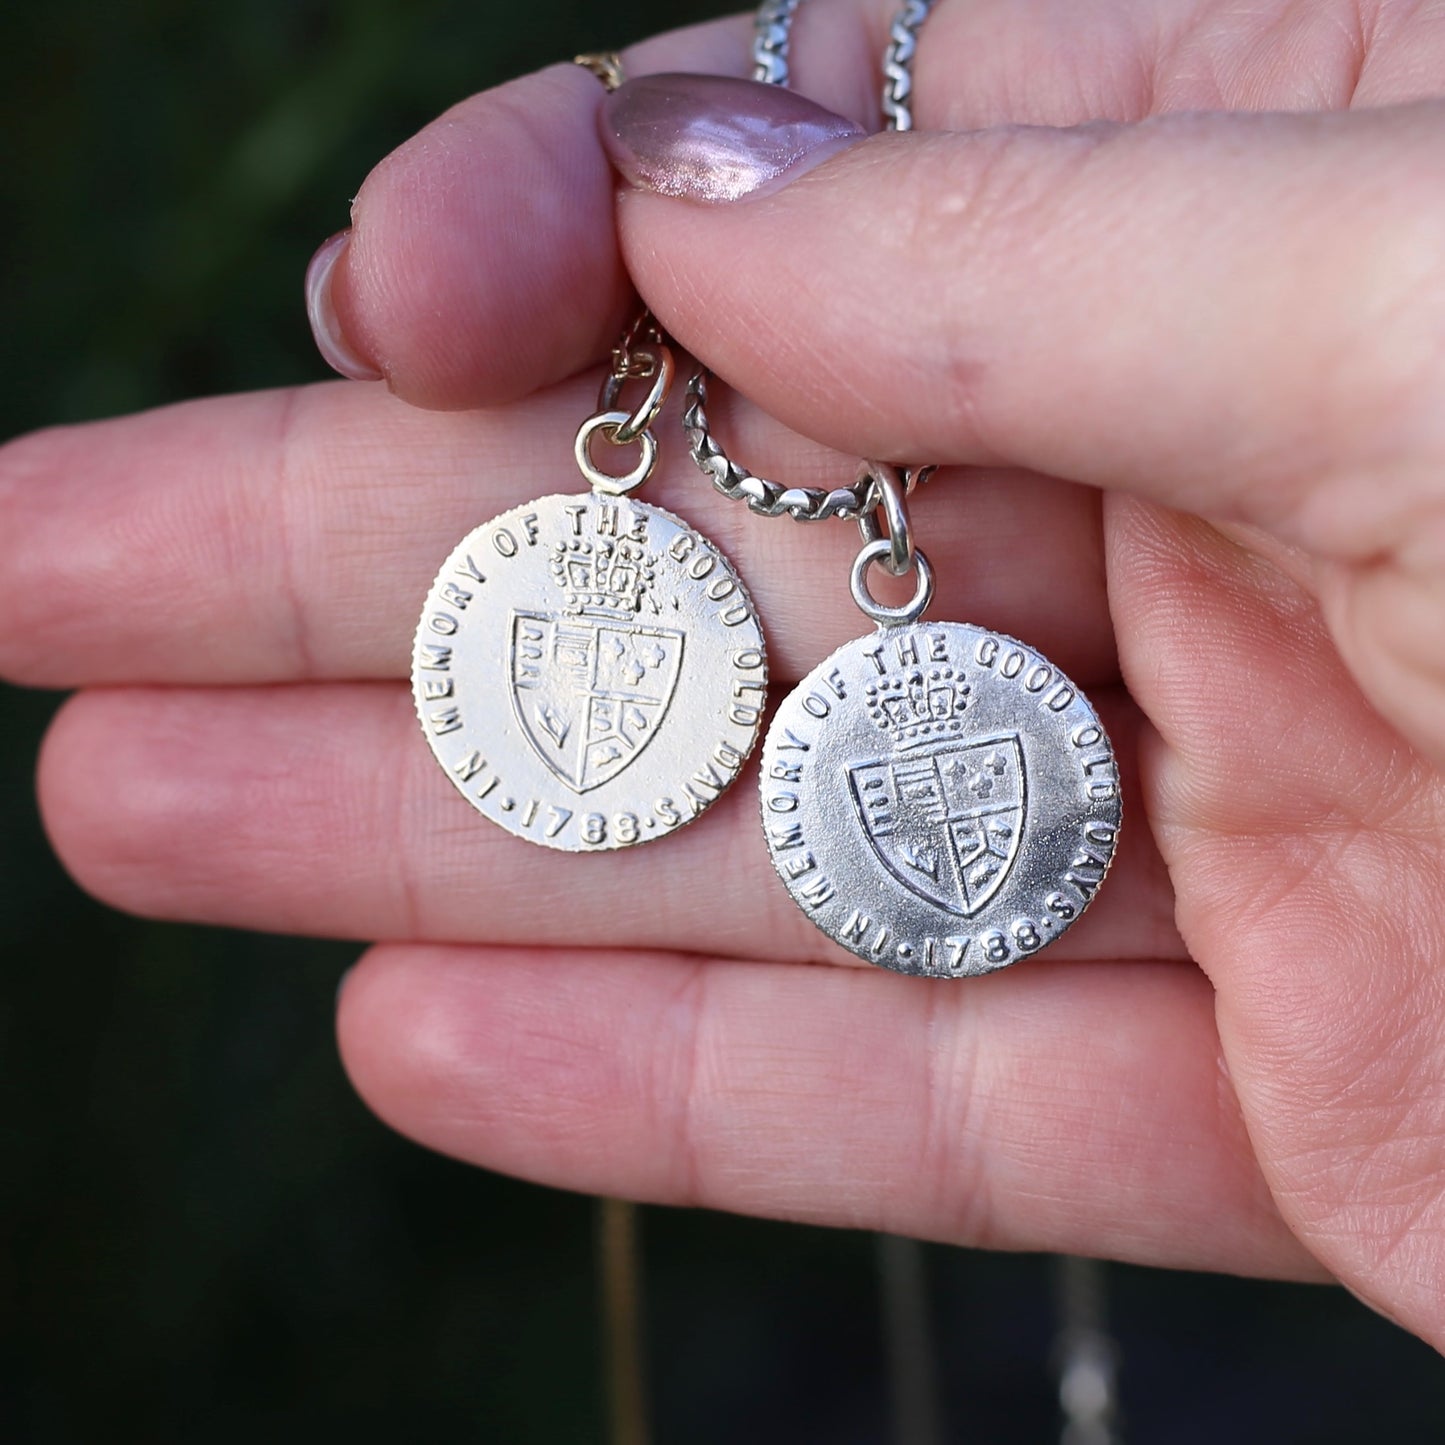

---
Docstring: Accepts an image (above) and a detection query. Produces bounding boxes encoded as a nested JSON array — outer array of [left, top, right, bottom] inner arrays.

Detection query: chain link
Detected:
[[689, 0, 936, 521], [752, 0, 806, 85], [881, 1, 934, 133], [683, 373, 876, 521], [574, 51, 626, 92], [608, 309, 663, 381]]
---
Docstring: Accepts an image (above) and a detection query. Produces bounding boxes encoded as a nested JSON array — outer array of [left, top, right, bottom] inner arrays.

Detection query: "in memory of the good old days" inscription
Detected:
[[413, 492, 767, 851], [760, 622, 1120, 977]]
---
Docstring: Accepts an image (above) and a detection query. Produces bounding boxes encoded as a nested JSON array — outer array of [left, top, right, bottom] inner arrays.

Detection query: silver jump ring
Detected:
[[575, 411, 658, 495], [854, 461, 914, 575], [600, 345, 675, 445], [850, 538, 934, 626]]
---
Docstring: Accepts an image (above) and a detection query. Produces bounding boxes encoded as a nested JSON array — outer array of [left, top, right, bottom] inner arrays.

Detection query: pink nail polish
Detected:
[[600, 73, 864, 203], [305, 231, 383, 381]]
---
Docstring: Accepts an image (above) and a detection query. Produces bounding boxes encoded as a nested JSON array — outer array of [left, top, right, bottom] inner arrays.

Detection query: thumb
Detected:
[[600, 75, 1445, 566]]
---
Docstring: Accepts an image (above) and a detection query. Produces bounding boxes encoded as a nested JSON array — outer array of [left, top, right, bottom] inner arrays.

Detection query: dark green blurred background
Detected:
[[3, 3, 1444, 1441]]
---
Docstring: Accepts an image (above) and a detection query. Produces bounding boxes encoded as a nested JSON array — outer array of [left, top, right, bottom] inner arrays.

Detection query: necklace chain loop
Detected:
[[688, 1, 936, 521], [683, 372, 879, 520]]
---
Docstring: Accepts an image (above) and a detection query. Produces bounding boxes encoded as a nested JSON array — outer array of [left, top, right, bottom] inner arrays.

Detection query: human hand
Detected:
[[4, 0, 1444, 1350]]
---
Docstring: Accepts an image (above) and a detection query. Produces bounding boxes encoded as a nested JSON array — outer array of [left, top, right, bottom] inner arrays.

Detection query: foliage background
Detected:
[[2, 2, 1444, 1439]]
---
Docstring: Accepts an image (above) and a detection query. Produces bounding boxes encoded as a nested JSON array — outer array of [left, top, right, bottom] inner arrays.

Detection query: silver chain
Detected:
[[684, 1, 936, 521], [752, 0, 806, 85], [882, 0, 933, 132], [683, 374, 884, 521]]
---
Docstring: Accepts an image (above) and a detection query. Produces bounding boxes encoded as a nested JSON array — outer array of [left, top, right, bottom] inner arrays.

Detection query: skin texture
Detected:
[[6, 0, 1445, 1348]]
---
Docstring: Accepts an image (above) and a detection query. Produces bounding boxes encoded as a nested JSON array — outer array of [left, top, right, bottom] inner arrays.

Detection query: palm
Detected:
[[5, 0, 1445, 1348], [1053, 0, 1445, 1331], [1112, 492, 1445, 1325]]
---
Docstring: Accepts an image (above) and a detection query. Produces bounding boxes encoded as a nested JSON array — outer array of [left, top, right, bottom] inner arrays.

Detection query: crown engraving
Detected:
[[865, 666, 972, 750], [551, 538, 654, 618]]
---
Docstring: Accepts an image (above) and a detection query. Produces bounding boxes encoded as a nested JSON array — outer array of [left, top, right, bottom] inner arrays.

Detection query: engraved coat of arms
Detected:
[[849, 667, 1025, 915], [509, 535, 683, 792]]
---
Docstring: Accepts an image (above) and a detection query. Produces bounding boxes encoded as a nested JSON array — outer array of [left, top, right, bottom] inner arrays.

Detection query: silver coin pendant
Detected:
[[760, 622, 1120, 976], [414, 491, 767, 850]]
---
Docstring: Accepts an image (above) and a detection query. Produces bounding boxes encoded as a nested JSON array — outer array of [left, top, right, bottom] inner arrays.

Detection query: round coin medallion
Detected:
[[760, 622, 1120, 976], [413, 492, 767, 850]]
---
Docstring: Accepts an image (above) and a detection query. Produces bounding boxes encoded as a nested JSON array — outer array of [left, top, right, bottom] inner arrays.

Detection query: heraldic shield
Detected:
[[849, 735, 1026, 916], [509, 610, 684, 793]]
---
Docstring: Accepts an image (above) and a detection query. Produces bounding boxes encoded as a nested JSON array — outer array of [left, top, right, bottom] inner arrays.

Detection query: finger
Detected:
[[314, 1, 904, 408], [606, 83, 1445, 560], [320, 59, 647, 406], [328, 0, 1441, 402], [38, 681, 1178, 964], [337, 942, 1320, 1278], [312, 0, 1205, 406], [0, 381, 1112, 688]]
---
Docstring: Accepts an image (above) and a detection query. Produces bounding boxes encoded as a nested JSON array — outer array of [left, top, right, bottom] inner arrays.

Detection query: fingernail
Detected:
[[600, 73, 864, 203], [305, 230, 383, 381]]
